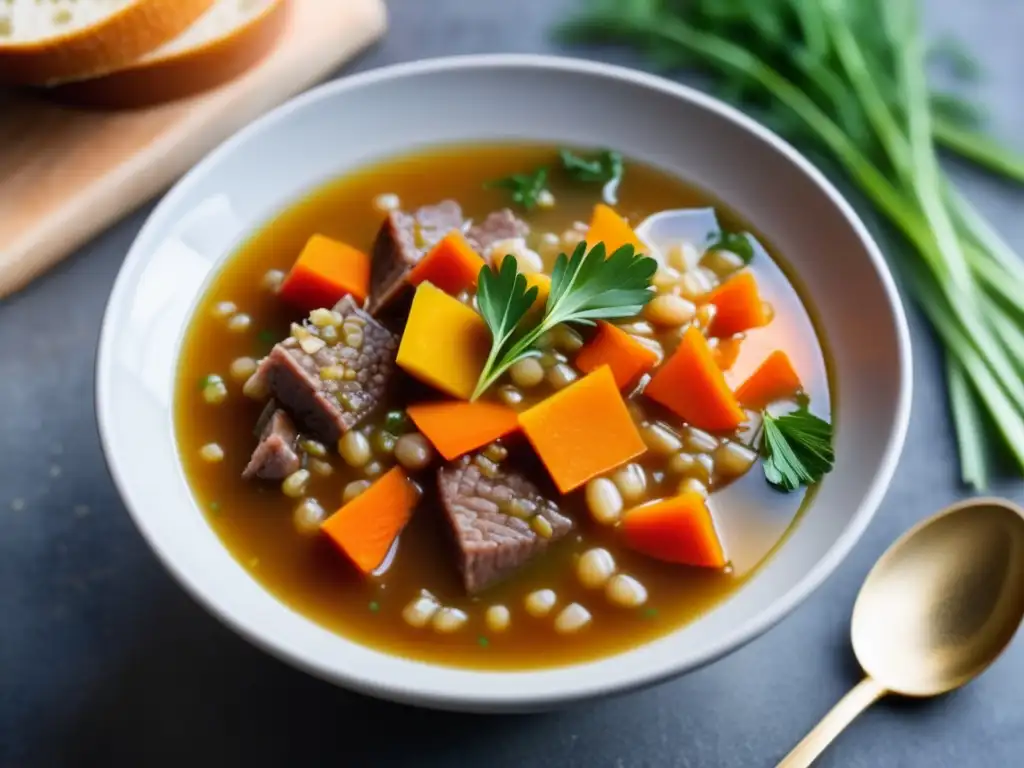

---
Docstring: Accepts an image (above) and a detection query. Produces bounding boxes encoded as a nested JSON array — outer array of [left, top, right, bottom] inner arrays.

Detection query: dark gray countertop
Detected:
[[3, 1, 1023, 765]]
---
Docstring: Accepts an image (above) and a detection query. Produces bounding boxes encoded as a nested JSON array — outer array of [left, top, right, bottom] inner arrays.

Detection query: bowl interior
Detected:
[[97, 55, 910, 711]]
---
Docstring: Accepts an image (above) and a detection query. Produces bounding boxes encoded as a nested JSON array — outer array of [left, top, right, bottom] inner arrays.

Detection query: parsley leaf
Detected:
[[559, 148, 625, 204], [707, 231, 755, 264], [472, 241, 656, 399], [473, 254, 539, 398], [761, 404, 835, 492], [484, 167, 550, 210]]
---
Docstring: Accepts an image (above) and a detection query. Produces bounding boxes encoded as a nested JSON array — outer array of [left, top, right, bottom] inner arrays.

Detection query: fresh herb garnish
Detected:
[[197, 374, 219, 391], [472, 242, 656, 399], [484, 166, 550, 210], [559, 1, 1024, 488], [707, 231, 755, 264], [477, 636, 490, 648], [383, 410, 409, 436], [209, 501, 221, 515], [368, 601, 380, 613], [257, 329, 277, 350], [559, 148, 625, 204], [761, 404, 835, 492]]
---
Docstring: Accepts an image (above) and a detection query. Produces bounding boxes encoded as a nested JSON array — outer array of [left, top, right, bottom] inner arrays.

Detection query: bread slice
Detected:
[[51, 0, 289, 108], [0, 0, 215, 86]]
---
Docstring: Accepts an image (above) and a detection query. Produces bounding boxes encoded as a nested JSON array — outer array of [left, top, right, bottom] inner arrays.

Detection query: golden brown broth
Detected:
[[175, 144, 831, 670]]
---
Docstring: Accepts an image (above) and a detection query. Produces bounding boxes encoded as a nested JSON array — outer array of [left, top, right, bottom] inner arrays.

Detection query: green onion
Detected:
[[560, 0, 1024, 487]]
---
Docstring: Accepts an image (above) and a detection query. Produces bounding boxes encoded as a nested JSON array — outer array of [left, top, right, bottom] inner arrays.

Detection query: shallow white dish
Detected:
[[96, 54, 912, 712]]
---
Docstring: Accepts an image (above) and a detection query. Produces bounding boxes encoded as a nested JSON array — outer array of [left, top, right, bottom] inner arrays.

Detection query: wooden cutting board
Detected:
[[0, 0, 387, 299]]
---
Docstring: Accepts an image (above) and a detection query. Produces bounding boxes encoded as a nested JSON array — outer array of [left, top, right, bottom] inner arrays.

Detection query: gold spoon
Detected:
[[778, 497, 1024, 767]]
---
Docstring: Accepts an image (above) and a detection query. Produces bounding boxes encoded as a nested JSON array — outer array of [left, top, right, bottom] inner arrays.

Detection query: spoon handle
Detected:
[[776, 676, 887, 768]]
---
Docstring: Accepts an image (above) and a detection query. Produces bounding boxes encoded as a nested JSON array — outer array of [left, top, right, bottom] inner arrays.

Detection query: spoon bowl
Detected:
[[852, 498, 1024, 697], [779, 497, 1024, 767]]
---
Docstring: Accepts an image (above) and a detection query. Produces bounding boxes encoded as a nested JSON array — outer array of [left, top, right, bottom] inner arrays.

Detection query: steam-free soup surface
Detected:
[[175, 145, 830, 669]]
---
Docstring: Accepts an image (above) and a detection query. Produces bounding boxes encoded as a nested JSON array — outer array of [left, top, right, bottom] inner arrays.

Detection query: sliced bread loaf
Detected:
[[0, 0, 214, 85], [52, 0, 288, 107]]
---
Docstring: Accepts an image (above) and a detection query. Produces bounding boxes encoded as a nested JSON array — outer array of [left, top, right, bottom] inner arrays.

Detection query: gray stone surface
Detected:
[[2, 1, 1023, 765]]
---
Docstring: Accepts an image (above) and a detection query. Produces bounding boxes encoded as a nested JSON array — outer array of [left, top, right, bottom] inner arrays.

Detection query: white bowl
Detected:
[[96, 55, 912, 712]]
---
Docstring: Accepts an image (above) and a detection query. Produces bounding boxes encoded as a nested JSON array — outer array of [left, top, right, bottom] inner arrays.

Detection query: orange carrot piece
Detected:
[[407, 400, 520, 460], [279, 235, 370, 312], [711, 338, 742, 371], [645, 326, 746, 431], [575, 321, 659, 389], [621, 492, 727, 568], [585, 203, 648, 255], [518, 366, 647, 493], [706, 271, 768, 337], [734, 350, 803, 410], [320, 467, 419, 574], [525, 272, 551, 310], [407, 231, 487, 295]]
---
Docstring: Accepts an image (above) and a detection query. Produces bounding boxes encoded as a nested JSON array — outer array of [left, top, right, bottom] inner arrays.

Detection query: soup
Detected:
[[175, 145, 832, 670]]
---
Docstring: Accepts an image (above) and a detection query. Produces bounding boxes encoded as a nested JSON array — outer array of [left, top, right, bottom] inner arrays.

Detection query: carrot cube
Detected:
[[518, 365, 647, 493], [321, 467, 419, 574], [525, 272, 551, 310], [407, 400, 520, 460], [407, 231, 487, 295], [734, 350, 803, 410], [397, 282, 490, 400], [645, 326, 746, 431], [575, 321, 659, 389], [621, 492, 726, 568], [706, 271, 769, 337], [586, 203, 648, 255], [279, 235, 370, 312]]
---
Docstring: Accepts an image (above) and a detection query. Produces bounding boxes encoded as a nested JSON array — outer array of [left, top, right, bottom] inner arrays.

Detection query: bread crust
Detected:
[[0, 0, 215, 86], [50, 0, 289, 108]]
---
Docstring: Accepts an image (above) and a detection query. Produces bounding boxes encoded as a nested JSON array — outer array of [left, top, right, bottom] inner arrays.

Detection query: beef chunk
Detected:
[[437, 455, 573, 594], [242, 402, 300, 480], [246, 296, 399, 444], [368, 200, 464, 314], [466, 209, 530, 255]]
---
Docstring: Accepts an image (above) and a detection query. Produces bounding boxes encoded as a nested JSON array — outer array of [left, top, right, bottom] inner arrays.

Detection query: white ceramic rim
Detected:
[[96, 54, 913, 710]]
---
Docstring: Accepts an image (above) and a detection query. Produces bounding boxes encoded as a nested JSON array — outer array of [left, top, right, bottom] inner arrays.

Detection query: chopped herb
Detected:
[[472, 243, 657, 399], [642, 607, 659, 619], [208, 501, 221, 515], [559, 148, 625, 204], [707, 231, 755, 264], [477, 636, 490, 648], [761, 404, 835, 492], [383, 410, 409, 435], [368, 601, 380, 613], [197, 374, 218, 391], [484, 166, 551, 210], [257, 329, 277, 349]]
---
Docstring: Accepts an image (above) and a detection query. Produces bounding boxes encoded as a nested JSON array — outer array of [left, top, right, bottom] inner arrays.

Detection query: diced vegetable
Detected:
[[525, 272, 551, 310], [518, 365, 647, 493], [734, 350, 803, 410], [320, 467, 419, 574], [397, 282, 491, 399], [585, 203, 648, 255], [621, 492, 726, 568], [645, 326, 746, 431], [279, 235, 370, 312], [407, 231, 487, 295], [705, 271, 768, 337], [407, 401, 520, 460], [575, 321, 659, 389], [711, 338, 742, 371]]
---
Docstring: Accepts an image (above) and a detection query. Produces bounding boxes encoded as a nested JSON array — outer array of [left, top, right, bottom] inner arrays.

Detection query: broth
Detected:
[[175, 144, 831, 669]]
